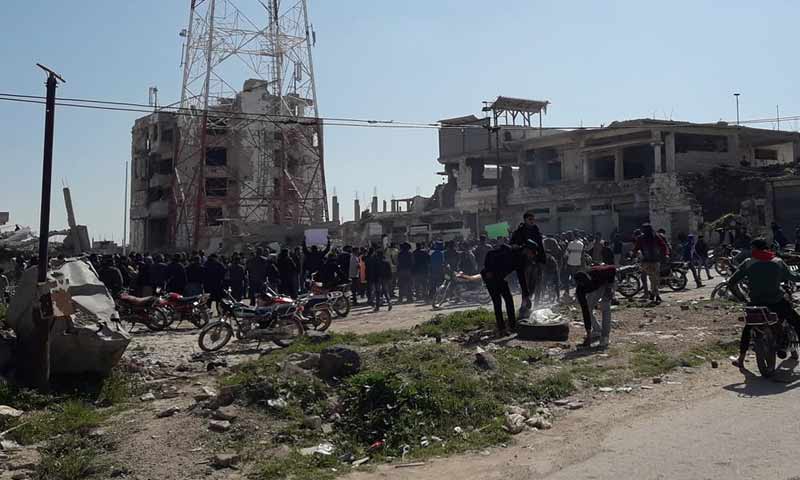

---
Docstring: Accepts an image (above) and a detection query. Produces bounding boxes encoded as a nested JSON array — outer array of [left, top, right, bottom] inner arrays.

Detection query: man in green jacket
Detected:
[[729, 238, 800, 368]]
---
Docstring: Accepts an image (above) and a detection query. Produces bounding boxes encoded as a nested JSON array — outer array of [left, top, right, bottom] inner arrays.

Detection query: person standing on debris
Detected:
[[185, 255, 205, 296], [564, 231, 585, 297], [471, 239, 539, 335], [632, 224, 668, 305], [575, 265, 616, 349], [510, 211, 547, 311], [165, 254, 188, 295]]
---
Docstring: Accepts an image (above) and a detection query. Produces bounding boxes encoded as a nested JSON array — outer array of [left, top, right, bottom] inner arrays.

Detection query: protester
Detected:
[[510, 211, 547, 311], [185, 255, 205, 296], [575, 265, 616, 349], [397, 242, 414, 303], [413, 242, 430, 301], [227, 255, 247, 301], [99, 255, 124, 297], [695, 234, 714, 280], [612, 232, 624, 265], [564, 231, 585, 296], [165, 254, 188, 295], [632, 224, 669, 305], [246, 248, 269, 305], [203, 253, 226, 309]]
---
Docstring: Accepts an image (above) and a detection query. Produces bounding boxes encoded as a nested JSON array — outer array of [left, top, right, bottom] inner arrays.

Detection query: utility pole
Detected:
[[734, 93, 740, 126], [20, 64, 65, 392], [777, 104, 780, 130]]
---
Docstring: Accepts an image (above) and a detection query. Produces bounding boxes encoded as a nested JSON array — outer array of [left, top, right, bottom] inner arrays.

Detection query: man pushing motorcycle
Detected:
[[728, 238, 800, 368]]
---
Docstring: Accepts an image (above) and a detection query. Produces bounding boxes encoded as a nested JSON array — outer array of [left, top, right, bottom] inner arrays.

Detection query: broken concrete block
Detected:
[[156, 406, 180, 418], [211, 406, 238, 422], [139, 392, 156, 402], [211, 453, 240, 469], [208, 420, 231, 433]]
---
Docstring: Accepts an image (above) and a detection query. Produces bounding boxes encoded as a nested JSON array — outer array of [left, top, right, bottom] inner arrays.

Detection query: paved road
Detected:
[[544, 367, 800, 480]]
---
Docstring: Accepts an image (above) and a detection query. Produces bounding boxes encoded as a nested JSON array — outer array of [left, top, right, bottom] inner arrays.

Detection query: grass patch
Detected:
[[416, 309, 495, 337], [36, 433, 109, 480], [258, 451, 341, 480], [8, 400, 103, 445], [678, 339, 739, 367], [629, 343, 680, 378], [569, 362, 630, 387]]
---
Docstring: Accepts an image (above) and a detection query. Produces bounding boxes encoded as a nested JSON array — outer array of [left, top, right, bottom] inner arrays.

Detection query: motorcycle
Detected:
[[297, 293, 334, 331], [197, 288, 304, 352], [309, 279, 351, 318], [614, 261, 687, 298], [432, 266, 491, 309], [615, 264, 642, 299], [114, 291, 171, 332], [743, 306, 799, 377], [709, 245, 740, 277], [159, 292, 212, 329]]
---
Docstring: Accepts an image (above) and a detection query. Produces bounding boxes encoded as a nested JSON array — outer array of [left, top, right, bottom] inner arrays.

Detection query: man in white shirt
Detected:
[[564, 231, 585, 297]]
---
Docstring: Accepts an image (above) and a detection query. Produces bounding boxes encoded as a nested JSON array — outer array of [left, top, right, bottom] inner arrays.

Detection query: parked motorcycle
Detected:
[[114, 291, 171, 332], [432, 266, 491, 309], [297, 294, 334, 331], [743, 306, 799, 377], [309, 280, 351, 318], [159, 292, 212, 329], [709, 245, 739, 277], [197, 288, 304, 352], [614, 262, 687, 298]]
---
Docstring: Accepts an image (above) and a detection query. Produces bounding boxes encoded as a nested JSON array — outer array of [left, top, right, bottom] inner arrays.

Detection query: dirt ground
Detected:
[[94, 275, 748, 480]]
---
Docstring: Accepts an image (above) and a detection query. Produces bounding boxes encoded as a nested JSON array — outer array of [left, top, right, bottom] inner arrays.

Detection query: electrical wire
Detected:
[[0, 92, 797, 131]]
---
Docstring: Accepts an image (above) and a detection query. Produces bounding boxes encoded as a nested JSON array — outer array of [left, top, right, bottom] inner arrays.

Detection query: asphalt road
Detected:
[[544, 365, 800, 480]]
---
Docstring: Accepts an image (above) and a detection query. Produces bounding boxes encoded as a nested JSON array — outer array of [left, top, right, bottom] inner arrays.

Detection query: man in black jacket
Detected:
[[397, 242, 414, 303], [412, 243, 430, 301], [510, 211, 546, 314], [246, 248, 269, 305], [203, 253, 227, 309], [277, 248, 299, 298], [165, 254, 188, 295], [575, 265, 616, 349], [469, 240, 539, 334]]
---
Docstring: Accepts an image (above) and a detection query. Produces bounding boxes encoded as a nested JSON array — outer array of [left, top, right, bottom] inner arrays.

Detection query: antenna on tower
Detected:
[[177, 0, 327, 249]]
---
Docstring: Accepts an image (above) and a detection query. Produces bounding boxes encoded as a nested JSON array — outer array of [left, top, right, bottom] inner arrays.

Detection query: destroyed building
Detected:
[[129, 80, 327, 253], [341, 96, 800, 244]]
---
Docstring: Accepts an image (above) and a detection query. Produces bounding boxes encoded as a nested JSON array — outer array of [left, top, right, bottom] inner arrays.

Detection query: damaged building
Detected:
[[341, 96, 800, 244], [129, 80, 327, 253]]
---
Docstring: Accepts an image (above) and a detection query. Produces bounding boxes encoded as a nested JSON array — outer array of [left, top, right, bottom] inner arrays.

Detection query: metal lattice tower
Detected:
[[176, 0, 327, 249]]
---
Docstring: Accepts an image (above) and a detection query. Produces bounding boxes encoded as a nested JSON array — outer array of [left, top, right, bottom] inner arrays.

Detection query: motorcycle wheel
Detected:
[[616, 274, 642, 299], [310, 309, 333, 331], [191, 309, 211, 329], [714, 258, 731, 277], [668, 272, 688, 291], [272, 316, 305, 348], [198, 321, 234, 352], [145, 307, 171, 331], [431, 283, 450, 310], [710, 282, 730, 301], [754, 329, 777, 377], [332, 295, 351, 318]]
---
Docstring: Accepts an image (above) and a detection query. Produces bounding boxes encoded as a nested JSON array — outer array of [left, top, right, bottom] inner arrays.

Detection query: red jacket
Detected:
[[633, 235, 668, 263]]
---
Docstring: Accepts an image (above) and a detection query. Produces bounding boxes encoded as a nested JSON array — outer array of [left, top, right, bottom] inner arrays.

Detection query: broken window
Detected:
[[503, 131, 513, 142], [147, 187, 170, 203], [205, 178, 228, 197], [206, 207, 223, 226], [754, 148, 778, 161], [206, 147, 227, 166], [156, 158, 173, 175], [591, 155, 615, 181], [161, 128, 174, 144], [546, 161, 562, 182], [623, 145, 655, 179], [147, 218, 169, 250], [674, 134, 728, 153]]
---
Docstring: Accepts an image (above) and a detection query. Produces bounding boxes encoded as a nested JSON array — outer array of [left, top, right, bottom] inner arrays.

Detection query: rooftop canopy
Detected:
[[483, 96, 550, 115]]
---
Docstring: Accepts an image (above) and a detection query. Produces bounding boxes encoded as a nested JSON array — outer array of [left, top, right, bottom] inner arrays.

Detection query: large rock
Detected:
[[211, 453, 240, 469], [475, 352, 498, 371], [318, 345, 361, 380]]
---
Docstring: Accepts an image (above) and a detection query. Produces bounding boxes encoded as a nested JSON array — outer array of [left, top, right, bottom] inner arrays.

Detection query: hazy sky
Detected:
[[2, 0, 798, 241]]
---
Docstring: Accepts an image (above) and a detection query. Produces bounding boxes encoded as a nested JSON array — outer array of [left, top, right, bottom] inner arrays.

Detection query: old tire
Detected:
[[616, 274, 641, 299], [332, 295, 351, 318], [272, 316, 305, 348], [754, 329, 777, 378], [198, 322, 233, 352]]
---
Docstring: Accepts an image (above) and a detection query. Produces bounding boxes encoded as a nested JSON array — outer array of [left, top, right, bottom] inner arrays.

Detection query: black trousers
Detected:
[[740, 299, 800, 354], [485, 279, 515, 331]]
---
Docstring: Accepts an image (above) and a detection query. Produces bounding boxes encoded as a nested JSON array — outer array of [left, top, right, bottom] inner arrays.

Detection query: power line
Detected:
[[1, 92, 799, 132]]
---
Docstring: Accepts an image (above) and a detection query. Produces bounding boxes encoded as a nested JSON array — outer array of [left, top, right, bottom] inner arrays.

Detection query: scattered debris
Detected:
[[0, 406, 24, 420], [302, 415, 322, 430], [211, 453, 240, 469], [504, 413, 526, 434], [208, 420, 231, 433], [352, 457, 370, 467], [652, 377, 663, 384], [598, 387, 614, 393], [267, 398, 288, 409], [394, 462, 426, 468], [156, 406, 180, 418], [319, 345, 361, 379], [300, 443, 335, 456], [140, 392, 156, 402], [711, 360, 719, 368], [211, 406, 239, 422], [475, 350, 499, 370]]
